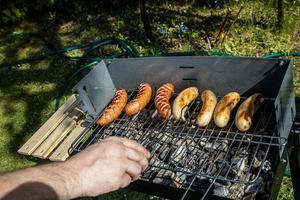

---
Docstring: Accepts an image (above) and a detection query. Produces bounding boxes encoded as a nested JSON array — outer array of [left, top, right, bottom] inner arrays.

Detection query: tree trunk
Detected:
[[139, 0, 154, 42], [277, 0, 283, 28]]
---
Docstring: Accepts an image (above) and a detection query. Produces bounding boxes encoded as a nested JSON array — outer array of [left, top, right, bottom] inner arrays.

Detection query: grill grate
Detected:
[[73, 89, 286, 199]]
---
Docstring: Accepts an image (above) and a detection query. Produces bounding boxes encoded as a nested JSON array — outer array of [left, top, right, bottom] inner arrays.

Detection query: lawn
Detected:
[[0, 0, 299, 199]]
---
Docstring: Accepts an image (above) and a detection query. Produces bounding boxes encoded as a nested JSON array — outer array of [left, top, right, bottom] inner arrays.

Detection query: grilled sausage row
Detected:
[[96, 83, 152, 126], [171, 88, 263, 131], [96, 82, 264, 131]]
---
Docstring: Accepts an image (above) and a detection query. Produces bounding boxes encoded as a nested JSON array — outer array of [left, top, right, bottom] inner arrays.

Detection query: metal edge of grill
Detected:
[[69, 57, 295, 200]]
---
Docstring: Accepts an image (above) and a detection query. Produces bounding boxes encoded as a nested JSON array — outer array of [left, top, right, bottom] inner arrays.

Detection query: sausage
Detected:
[[96, 89, 128, 126], [125, 83, 152, 116], [214, 92, 240, 128], [197, 90, 217, 126], [235, 93, 264, 131], [172, 87, 199, 121], [155, 82, 175, 119]]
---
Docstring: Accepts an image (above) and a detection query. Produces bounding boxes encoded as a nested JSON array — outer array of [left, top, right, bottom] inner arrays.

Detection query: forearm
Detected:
[[0, 162, 79, 200], [0, 137, 149, 200]]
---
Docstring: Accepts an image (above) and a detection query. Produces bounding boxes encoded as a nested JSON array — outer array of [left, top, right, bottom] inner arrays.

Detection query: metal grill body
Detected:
[[71, 57, 296, 200]]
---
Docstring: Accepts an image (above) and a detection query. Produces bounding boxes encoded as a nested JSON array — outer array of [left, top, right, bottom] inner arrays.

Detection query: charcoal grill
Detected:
[[70, 56, 299, 200]]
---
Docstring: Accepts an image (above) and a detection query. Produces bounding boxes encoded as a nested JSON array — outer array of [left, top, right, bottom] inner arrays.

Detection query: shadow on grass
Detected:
[[0, 4, 136, 161], [0, 2, 298, 199], [0, 16, 79, 160], [0, 0, 291, 168]]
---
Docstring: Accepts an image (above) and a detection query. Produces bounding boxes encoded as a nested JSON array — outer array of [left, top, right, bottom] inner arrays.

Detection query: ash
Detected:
[[141, 134, 275, 200], [99, 109, 277, 199]]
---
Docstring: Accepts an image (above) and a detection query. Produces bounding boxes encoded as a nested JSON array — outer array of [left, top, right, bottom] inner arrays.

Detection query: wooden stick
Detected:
[[49, 120, 87, 161], [18, 95, 78, 155], [31, 109, 83, 159]]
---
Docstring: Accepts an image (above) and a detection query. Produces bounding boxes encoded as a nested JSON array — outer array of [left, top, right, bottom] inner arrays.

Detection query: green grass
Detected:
[[0, 0, 299, 199]]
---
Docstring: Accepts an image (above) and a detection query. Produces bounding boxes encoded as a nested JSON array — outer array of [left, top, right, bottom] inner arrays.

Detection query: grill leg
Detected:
[[289, 134, 300, 200]]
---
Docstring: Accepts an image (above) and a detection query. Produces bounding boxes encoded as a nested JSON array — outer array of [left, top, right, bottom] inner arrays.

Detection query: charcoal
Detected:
[[173, 171, 187, 187], [186, 139, 198, 152], [159, 145, 171, 161], [156, 132, 173, 143], [253, 156, 262, 168], [199, 137, 208, 146], [171, 140, 187, 164], [90, 95, 280, 200], [252, 150, 266, 168], [152, 169, 184, 188], [153, 172, 174, 186], [198, 152, 210, 167], [228, 183, 245, 199], [149, 156, 165, 168], [245, 177, 265, 194], [140, 138, 153, 148], [143, 167, 157, 179], [215, 151, 226, 161], [143, 158, 165, 178], [191, 176, 213, 190], [199, 137, 229, 151], [174, 166, 193, 174], [215, 176, 231, 187], [185, 154, 201, 171], [235, 157, 247, 177], [214, 185, 229, 197], [206, 161, 218, 175], [148, 141, 162, 154]]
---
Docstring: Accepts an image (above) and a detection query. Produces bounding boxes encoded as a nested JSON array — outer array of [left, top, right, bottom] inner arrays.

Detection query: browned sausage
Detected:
[[214, 92, 240, 128], [125, 83, 152, 116], [197, 90, 217, 127], [155, 82, 175, 119], [172, 87, 199, 121], [235, 93, 264, 131], [96, 89, 128, 126]]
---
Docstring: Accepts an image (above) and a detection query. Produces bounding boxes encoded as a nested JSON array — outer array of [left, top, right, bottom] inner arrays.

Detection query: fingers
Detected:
[[102, 136, 149, 181], [106, 136, 151, 159], [125, 159, 143, 181], [121, 174, 132, 188], [125, 147, 149, 171], [120, 137, 151, 158]]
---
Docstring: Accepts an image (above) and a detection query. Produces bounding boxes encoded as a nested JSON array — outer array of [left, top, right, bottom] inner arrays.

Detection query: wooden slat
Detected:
[[49, 120, 87, 161], [31, 109, 83, 159], [18, 95, 78, 155]]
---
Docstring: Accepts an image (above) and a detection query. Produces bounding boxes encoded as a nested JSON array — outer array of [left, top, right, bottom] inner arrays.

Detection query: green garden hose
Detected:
[[1, 31, 299, 110], [0, 33, 139, 69], [1, 32, 299, 178], [263, 52, 300, 58], [0, 32, 140, 110]]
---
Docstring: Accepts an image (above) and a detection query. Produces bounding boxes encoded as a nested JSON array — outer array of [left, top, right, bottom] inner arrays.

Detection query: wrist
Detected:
[[59, 160, 85, 199], [39, 162, 81, 200], [57, 162, 82, 199]]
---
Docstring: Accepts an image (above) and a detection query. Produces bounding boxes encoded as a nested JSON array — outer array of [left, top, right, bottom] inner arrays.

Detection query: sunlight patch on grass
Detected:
[[19, 82, 56, 94], [278, 177, 294, 200], [0, 1, 299, 199]]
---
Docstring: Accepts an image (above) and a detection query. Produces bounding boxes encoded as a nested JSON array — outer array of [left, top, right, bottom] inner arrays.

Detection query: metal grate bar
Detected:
[[73, 90, 286, 200]]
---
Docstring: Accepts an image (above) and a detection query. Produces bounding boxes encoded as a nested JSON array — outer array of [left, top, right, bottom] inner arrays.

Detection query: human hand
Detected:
[[64, 136, 150, 198]]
